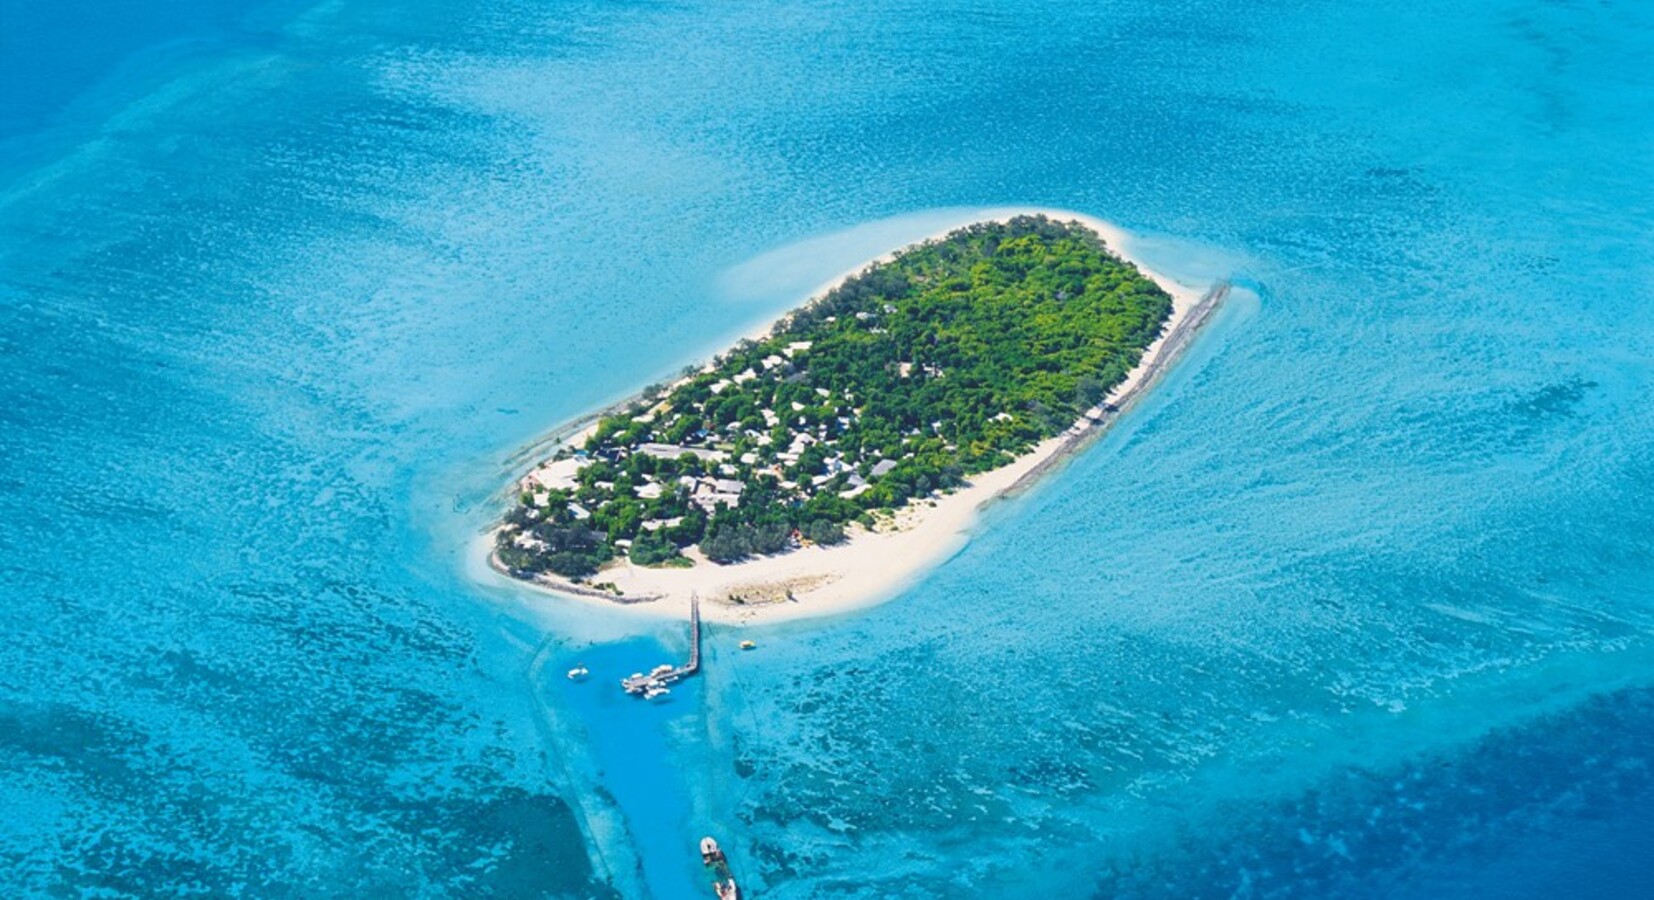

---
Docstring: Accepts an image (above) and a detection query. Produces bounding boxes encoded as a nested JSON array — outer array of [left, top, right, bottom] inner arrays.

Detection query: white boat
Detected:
[[649, 663, 675, 678], [701, 835, 738, 899], [644, 686, 671, 701], [700, 837, 723, 864], [566, 665, 589, 680]]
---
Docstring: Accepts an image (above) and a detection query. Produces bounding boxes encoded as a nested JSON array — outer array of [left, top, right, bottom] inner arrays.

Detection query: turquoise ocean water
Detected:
[[2, 0, 1652, 897]]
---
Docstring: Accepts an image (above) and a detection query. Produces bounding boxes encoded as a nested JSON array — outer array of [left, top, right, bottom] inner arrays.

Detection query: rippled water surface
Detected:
[[2, 0, 1651, 897]]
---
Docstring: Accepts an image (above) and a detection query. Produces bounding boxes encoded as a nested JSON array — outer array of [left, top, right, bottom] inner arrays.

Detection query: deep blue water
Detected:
[[2, 0, 1652, 897]]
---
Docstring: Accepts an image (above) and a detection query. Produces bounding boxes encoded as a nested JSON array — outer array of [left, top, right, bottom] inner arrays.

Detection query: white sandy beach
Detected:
[[486, 208, 1212, 626]]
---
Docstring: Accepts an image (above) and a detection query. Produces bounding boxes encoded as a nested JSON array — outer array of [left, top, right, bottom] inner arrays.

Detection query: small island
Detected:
[[492, 212, 1221, 622]]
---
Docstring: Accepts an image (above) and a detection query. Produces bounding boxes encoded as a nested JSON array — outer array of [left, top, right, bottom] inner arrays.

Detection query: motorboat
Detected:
[[701, 836, 738, 899], [700, 837, 724, 866]]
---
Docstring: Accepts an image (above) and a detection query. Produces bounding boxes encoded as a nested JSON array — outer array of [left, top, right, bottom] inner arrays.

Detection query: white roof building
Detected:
[[638, 443, 726, 462], [526, 456, 584, 491], [513, 532, 548, 551]]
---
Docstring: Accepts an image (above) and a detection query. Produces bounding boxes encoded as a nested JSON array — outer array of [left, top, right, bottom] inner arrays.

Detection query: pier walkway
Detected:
[[621, 593, 701, 696]]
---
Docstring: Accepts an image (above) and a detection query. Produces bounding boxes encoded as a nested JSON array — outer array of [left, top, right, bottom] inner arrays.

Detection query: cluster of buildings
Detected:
[[513, 323, 955, 549]]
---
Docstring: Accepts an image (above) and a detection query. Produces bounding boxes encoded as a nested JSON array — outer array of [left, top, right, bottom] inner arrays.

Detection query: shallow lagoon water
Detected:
[[3, 0, 1652, 897]]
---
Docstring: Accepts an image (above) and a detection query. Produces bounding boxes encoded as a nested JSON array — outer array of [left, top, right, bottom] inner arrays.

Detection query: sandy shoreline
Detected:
[[481, 208, 1222, 626]]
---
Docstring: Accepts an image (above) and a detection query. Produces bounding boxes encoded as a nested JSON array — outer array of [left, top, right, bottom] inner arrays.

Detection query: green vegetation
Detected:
[[496, 216, 1172, 579]]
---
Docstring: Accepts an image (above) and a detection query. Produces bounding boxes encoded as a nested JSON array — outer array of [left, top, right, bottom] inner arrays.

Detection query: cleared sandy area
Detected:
[[485, 208, 1215, 626]]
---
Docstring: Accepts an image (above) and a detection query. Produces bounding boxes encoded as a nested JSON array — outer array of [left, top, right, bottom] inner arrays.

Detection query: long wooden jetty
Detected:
[[620, 593, 701, 697], [687, 590, 701, 673]]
